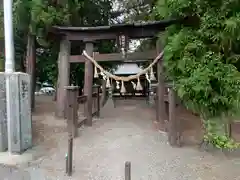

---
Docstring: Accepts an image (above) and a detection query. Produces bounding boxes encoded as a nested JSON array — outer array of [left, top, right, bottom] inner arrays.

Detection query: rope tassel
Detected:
[[136, 77, 143, 91], [94, 65, 99, 78], [106, 77, 111, 88], [150, 67, 156, 81], [120, 81, 126, 94]]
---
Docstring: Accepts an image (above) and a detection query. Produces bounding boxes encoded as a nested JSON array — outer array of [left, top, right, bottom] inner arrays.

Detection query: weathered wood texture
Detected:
[[83, 42, 94, 126], [65, 86, 78, 176], [156, 41, 167, 124], [125, 161, 131, 180], [77, 85, 101, 127], [70, 50, 156, 62], [167, 88, 181, 147], [56, 39, 70, 118], [94, 85, 100, 117], [50, 19, 181, 41], [100, 79, 107, 107], [26, 34, 36, 111], [65, 86, 79, 138], [67, 135, 73, 176], [64, 85, 100, 130]]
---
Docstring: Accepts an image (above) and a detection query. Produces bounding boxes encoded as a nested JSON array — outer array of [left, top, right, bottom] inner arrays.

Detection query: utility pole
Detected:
[[3, 0, 15, 154]]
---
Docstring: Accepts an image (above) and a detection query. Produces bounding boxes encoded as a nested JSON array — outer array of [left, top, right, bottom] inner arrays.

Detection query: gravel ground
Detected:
[[1, 98, 240, 179], [0, 164, 30, 180]]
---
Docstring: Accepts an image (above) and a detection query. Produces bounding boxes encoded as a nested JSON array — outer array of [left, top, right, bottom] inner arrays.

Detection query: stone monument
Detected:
[[0, 72, 32, 153]]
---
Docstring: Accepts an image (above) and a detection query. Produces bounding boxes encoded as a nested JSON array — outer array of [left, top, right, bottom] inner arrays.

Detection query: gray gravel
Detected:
[[0, 164, 30, 180], [1, 100, 240, 179]]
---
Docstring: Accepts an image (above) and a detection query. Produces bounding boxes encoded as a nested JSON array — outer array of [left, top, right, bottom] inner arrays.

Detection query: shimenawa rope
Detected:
[[82, 50, 163, 82]]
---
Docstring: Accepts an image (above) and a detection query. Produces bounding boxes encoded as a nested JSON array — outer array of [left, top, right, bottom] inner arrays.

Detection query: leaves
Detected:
[[155, 0, 240, 118], [0, 0, 120, 84], [154, 0, 240, 148]]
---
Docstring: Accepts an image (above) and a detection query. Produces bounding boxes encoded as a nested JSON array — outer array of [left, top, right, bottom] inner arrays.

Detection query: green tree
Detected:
[[13, 0, 117, 81], [154, 0, 240, 148], [0, 0, 121, 110]]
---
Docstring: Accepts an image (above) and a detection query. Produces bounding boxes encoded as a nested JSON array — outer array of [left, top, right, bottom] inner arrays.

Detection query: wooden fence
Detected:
[[77, 85, 100, 127], [65, 85, 100, 138], [152, 83, 182, 147]]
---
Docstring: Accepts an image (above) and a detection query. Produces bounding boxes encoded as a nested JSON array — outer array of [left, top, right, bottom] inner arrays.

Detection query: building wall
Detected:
[[112, 74, 149, 96]]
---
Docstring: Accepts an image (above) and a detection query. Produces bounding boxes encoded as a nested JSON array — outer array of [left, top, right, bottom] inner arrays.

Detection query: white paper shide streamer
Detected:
[[116, 81, 120, 89], [150, 67, 156, 81], [94, 65, 99, 78], [106, 77, 111, 88], [145, 73, 150, 83], [120, 80, 126, 93], [136, 77, 143, 91], [83, 50, 164, 94]]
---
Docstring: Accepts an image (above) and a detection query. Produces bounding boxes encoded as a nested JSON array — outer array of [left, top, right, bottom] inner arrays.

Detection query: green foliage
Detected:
[[204, 133, 239, 150], [0, 55, 4, 72], [1, 0, 116, 84], [0, 10, 3, 38], [154, 0, 240, 149], [203, 118, 240, 150]]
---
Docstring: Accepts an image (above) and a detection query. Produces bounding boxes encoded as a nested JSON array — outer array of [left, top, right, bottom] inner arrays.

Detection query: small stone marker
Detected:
[[125, 161, 131, 180]]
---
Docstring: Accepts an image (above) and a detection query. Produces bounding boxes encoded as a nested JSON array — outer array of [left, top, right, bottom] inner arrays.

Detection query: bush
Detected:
[[154, 0, 240, 149]]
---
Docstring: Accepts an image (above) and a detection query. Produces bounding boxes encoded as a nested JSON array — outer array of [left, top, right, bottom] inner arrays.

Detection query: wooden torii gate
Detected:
[[50, 19, 180, 130]]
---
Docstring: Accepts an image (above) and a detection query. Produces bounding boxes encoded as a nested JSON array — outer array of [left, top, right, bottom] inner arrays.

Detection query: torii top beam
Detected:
[[49, 18, 182, 41]]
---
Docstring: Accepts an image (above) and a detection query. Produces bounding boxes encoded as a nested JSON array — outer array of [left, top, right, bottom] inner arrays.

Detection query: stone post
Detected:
[[0, 72, 32, 153]]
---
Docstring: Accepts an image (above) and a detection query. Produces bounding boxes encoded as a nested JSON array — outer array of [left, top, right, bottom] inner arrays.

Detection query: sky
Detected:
[[111, 0, 141, 52]]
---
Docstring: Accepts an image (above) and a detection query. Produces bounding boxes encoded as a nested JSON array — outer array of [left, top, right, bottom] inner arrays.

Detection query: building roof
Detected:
[[113, 63, 143, 75]]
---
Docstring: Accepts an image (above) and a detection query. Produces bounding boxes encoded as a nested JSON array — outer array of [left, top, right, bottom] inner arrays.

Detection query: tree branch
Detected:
[[110, 0, 155, 18]]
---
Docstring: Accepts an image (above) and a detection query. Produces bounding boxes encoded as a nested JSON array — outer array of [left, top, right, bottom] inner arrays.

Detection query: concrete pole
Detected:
[[3, 0, 14, 73], [3, 0, 15, 154]]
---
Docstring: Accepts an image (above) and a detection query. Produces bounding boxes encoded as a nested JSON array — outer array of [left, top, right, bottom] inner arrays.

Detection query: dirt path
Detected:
[[19, 97, 240, 180]]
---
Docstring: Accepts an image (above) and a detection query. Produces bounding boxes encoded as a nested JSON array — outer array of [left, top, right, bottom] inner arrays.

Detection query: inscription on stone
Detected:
[[9, 74, 19, 146], [19, 73, 32, 151], [0, 72, 32, 153], [21, 81, 28, 98]]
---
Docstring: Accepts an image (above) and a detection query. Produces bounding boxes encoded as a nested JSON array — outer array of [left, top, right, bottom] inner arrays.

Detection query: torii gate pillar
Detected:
[[83, 42, 94, 126]]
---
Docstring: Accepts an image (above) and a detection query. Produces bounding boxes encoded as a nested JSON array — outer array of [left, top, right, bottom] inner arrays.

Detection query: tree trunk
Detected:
[[225, 119, 232, 138], [21, 51, 26, 72], [26, 34, 36, 111]]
